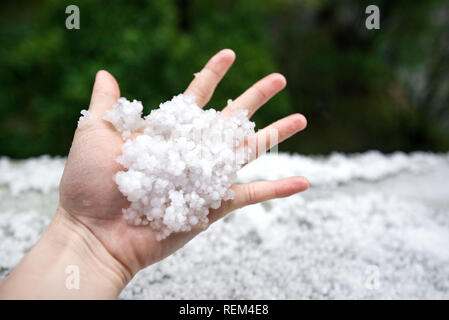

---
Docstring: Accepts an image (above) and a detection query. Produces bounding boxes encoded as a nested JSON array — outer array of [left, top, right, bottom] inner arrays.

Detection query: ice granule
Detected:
[[104, 98, 145, 138], [77, 109, 91, 128], [104, 93, 255, 240]]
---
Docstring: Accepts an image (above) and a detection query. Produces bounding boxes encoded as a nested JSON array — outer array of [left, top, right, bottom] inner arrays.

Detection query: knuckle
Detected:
[[204, 66, 221, 81], [251, 83, 268, 102], [272, 184, 281, 199], [245, 183, 259, 205], [190, 84, 209, 105]]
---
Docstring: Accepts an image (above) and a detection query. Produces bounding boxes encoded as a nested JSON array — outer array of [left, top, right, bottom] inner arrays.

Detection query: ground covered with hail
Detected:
[[0, 151, 448, 299]]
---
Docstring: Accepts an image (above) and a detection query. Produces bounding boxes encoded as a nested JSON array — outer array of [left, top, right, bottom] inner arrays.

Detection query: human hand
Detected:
[[0, 49, 308, 299], [59, 49, 308, 284]]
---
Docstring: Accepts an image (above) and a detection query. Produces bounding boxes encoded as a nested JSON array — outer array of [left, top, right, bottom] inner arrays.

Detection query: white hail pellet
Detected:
[[104, 93, 255, 240], [77, 109, 91, 128]]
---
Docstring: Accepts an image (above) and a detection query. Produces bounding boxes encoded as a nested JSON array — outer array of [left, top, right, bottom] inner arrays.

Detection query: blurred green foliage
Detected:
[[0, 0, 448, 158]]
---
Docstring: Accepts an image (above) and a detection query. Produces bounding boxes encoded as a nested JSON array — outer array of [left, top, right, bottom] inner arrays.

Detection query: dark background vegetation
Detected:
[[1, 0, 449, 158]]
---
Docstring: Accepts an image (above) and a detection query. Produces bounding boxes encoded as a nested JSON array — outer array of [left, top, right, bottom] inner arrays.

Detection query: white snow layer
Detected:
[[0, 151, 448, 299]]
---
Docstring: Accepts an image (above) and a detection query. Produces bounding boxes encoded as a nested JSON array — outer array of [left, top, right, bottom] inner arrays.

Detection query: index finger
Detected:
[[184, 49, 236, 108]]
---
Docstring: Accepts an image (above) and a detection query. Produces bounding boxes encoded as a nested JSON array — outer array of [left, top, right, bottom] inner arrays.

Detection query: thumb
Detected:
[[88, 70, 120, 120]]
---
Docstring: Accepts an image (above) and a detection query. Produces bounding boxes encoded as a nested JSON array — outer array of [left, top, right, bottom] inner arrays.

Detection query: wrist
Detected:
[[50, 206, 132, 297], [0, 206, 131, 299]]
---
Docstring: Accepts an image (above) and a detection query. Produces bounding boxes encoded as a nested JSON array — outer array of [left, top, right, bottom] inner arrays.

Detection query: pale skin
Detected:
[[0, 49, 308, 299]]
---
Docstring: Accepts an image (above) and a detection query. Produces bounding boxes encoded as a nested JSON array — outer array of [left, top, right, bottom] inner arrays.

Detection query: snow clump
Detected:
[[103, 98, 146, 138], [104, 94, 255, 240]]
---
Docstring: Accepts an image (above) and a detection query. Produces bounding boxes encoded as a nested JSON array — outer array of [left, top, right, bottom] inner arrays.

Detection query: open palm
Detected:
[[59, 49, 308, 276]]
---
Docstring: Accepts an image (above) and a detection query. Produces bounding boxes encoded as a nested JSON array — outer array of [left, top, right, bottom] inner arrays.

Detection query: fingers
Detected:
[[233, 176, 309, 209], [208, 177, 309, 223], [88, 70, 121, 119], [184, 49, 236, 108], [247, 113, 307, 160], [221, 73, 286, 118]]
